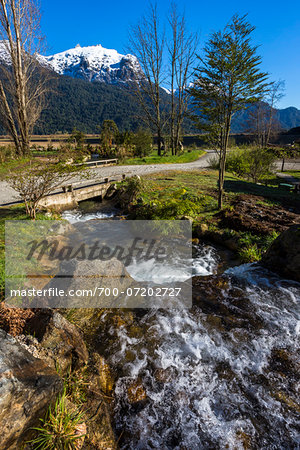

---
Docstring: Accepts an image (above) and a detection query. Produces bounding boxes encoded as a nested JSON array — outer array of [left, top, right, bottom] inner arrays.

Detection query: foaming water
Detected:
[[97, 264, 300, 449], [193, 244, 218, 276], [61, 198, 120, 223], [126, 244, 218, 284], [61, 209, 117, 223], [62, 206, 300, 448]]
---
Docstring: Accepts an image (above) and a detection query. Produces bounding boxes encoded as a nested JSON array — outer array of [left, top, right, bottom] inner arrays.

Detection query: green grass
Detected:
[[280, 170, 300, 179], [262, 170, 300, 188], [29, 388, 85, 450], [127, 169, 299, 212], [237, 230, 279, 263], [120, 170, 219, 219], [0, 206, 30, 299], [223, 175, 300, 211], [31, 150, 58, 158], [119, 149, 205, 165]]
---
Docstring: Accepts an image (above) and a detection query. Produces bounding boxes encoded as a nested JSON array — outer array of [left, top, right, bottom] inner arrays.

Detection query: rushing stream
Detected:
[[62, 201, 300, 449]]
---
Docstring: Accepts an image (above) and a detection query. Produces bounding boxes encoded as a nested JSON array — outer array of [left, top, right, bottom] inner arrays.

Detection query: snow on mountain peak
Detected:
[[39, 43, 142, 84], [0, 40, 142, 85]]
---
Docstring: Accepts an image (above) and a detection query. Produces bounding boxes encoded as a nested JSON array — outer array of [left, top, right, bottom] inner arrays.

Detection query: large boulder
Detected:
[[24, 310, 89, 374], [261, 225, 300, 282], [0, 329, 63, 449]]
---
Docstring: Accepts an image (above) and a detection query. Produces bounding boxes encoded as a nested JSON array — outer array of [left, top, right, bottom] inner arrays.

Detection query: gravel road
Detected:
[[0, 150, 299, 206]]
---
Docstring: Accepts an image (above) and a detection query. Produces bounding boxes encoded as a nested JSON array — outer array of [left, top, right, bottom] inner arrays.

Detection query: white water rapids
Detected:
[[63, 206, 300, 449]]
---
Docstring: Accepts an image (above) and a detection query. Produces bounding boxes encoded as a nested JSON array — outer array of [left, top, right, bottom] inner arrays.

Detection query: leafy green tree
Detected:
[[190, 14, 269, 209], [116, 130, 134, 148], [100, 120, 119, 151], [132, 129, 153, 157], [68, 128, 86, 148]]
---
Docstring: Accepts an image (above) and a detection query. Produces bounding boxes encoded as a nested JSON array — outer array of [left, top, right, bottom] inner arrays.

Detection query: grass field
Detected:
[[0, 206, 59, 299], [119, 149, 205, 165]]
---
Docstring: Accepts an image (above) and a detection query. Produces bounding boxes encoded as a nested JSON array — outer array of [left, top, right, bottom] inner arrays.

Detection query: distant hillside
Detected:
[[35, 75, 194, 134], [231, 104, 300, 133], [0, 64, 299, 135], [285, 126, 300, 135], [34, 75, 146, 134], [36, 76, 300, 135], [277, 108, 300, 130]]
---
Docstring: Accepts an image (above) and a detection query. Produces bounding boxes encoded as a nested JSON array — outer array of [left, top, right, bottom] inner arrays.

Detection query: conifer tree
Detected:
[[190, 14, 269, 209]]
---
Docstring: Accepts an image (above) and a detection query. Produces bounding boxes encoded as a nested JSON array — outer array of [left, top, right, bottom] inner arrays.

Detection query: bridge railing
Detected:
[[75, 158, 118, 167], [61, 174, 126, 193]]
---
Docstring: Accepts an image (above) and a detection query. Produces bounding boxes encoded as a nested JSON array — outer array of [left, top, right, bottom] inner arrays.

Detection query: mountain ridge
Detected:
[[39, 43, 142, 84], [0, 41, 299, 134]]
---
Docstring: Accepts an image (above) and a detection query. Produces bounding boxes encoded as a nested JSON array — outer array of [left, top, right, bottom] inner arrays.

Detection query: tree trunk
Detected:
[[218, 151, 226, 209], [157, 130, 162, 156], [281, 158, 285, 172], [218, 113, 231, 210]]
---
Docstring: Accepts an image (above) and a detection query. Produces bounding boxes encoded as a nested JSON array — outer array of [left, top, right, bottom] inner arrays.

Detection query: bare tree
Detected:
[[0, 0, 48, 156], [7, 160, 88, 219], [247, 101, 270, 147], [248, 80, 285, 147], [266, 80, 285, 144], [168, 3, 198, 155], [129, 2, 165, 156]]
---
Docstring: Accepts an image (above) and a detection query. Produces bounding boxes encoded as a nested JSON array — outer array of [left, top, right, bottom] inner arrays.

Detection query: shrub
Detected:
[[29, 389, 85, 449], [134, 188, 218, 219], [226, 149, 250, 178], [7, 161, 88, 219], [209, 147, 276, 183], [208, 154, 219, 169], [237, 230, 279, 263], [243, 147, 276, 183], [0, 145, 16, 163]]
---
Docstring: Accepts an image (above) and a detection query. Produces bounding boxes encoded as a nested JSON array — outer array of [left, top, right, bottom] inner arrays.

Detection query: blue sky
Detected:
[[42, 0, 300, 109]]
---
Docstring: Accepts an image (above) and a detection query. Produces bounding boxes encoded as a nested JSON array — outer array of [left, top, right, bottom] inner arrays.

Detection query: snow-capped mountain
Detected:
[[39, 44, 142, 84], [0, 41, 142, 84]]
